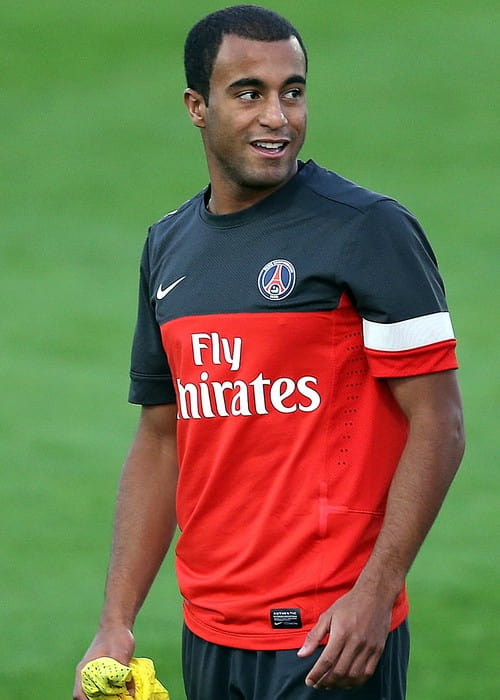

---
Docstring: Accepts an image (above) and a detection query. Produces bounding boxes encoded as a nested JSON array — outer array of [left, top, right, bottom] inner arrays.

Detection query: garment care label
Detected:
[[270, 608, 302, 629]]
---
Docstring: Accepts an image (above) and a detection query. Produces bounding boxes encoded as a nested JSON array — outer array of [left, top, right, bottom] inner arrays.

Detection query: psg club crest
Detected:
[[258, 259, 296, 301]]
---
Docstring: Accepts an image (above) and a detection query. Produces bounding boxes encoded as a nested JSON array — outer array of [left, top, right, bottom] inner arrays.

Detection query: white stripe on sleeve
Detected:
[[363, 312, 455, 352]]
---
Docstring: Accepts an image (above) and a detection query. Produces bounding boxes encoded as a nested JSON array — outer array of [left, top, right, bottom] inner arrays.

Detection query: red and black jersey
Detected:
[[129, 160, 457, 650]]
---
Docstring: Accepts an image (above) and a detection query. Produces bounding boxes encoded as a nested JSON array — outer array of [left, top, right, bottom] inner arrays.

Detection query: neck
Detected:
[[207, 186, 276, 216], [206, 162, 299, 216]]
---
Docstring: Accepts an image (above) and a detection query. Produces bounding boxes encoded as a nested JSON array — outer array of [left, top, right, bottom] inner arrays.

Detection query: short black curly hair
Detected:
[[184, 5, 308, 104]]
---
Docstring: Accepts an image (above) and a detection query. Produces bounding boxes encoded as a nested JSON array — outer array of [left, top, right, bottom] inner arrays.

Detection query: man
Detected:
[[74, 5, 465, 699]]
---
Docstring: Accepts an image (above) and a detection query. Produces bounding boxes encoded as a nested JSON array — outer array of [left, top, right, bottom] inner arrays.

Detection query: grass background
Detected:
[[1, 1, 498, 697]]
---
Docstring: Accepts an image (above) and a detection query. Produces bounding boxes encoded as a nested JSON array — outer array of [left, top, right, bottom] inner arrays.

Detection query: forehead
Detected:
[[211, 34, 306, 88]]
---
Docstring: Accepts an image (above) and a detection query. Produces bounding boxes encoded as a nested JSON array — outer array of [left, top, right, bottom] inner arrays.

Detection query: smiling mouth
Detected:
[[250, 140, 289, 156]]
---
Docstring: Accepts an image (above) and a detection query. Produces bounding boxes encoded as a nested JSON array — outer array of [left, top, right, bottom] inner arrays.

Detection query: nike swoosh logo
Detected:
[[156, 276, 186, 300]]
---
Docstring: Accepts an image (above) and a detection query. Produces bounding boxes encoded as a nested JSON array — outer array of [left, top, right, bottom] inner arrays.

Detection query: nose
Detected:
[[259, 95, 288, 129]]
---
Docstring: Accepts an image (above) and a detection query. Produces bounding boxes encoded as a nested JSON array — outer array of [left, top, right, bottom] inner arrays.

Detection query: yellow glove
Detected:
[[81, 657, 170, 700]]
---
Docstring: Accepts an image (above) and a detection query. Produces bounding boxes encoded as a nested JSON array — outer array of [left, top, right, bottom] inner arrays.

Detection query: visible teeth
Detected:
[[255, 141, 285, 150]]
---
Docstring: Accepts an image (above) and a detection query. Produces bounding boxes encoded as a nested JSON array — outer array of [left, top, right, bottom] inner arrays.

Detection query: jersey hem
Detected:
[[182, 597, 409, 651]]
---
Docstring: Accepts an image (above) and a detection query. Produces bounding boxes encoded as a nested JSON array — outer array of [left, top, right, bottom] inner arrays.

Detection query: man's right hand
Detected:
[[73, 624, 135, 700]]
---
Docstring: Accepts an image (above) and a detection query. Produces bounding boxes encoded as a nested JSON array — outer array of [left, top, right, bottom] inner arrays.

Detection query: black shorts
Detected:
[[182, 619, 410, 700]]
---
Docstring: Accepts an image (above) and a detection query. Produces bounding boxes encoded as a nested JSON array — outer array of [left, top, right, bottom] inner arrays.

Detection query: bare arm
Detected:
[[73, 403, 178, 700], [298, 370, 465, 690]]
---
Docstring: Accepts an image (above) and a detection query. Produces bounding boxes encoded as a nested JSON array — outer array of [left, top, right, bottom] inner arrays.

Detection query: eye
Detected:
[[283, 87, 303, 100], [238, 90, 260, 101]]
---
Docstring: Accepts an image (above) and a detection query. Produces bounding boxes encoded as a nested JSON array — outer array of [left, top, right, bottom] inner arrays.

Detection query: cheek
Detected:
[[293, 109, 307, 131], [206, 113, 244, 145]]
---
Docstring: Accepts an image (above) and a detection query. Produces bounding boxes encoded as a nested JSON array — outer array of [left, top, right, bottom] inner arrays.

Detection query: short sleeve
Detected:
[[341, 199, 458, 377], [128, 236, 177, 404]]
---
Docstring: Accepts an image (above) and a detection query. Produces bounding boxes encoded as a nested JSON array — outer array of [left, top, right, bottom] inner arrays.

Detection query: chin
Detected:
[[242, 161, 297, 190]]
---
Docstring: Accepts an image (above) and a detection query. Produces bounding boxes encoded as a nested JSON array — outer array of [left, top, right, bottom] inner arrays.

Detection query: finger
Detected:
[[315, 660, 368, 690], [72, 680, 86, 700], [304, 639, 344, 687], [73, 665, 87, 700], [308, 633, 364, 689], [343, 649, 379, 685], [297, 614, 332, 658], [314, 638, 383, 690]]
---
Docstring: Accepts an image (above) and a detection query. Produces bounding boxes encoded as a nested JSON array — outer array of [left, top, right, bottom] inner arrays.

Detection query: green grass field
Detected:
[[1, 1, 498, 698]]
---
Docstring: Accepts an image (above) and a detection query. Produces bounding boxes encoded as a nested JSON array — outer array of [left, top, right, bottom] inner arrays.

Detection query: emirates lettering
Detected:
[[192, 332, 242, 371], [176, 371, 321, 419], [175, 332, 322, 419]]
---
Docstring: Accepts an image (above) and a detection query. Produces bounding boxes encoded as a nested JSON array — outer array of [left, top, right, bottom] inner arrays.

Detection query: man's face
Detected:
[[193, 34, 307, 197]]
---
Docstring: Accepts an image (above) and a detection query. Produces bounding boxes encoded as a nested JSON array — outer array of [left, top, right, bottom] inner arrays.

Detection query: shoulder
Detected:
[[300, 160, 395, 214], [148, 189, 205, 239], [302, 161, 429, 249]]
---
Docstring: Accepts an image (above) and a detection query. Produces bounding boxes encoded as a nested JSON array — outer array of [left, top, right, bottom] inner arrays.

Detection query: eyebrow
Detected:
[[228, 75, 306, 90]]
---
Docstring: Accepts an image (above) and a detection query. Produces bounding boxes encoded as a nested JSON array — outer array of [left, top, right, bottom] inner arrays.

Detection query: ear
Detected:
[[184, 88, 207, 128]]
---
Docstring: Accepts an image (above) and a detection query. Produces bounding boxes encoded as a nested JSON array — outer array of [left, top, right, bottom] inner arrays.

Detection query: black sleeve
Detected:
[[128, 235, 177, 405], [340, 198, 449, 323]]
